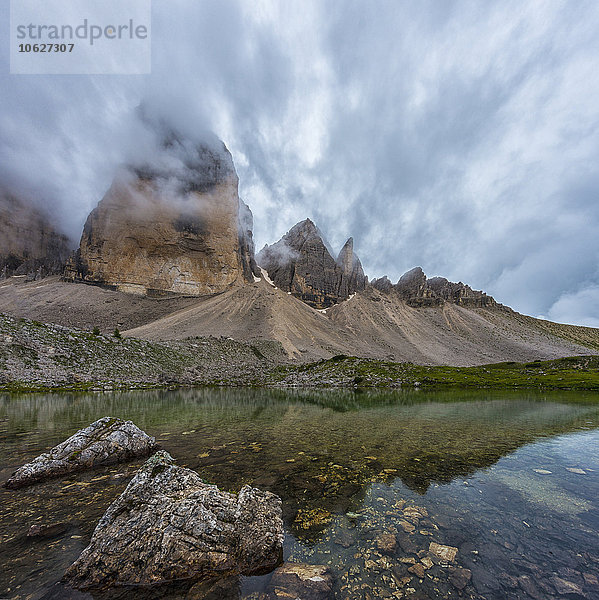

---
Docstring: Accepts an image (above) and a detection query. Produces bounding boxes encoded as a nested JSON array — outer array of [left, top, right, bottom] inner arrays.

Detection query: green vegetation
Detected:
[[92, 326, 100, 336], [2, 312, 599, 392], [268, 355, 599, 391]]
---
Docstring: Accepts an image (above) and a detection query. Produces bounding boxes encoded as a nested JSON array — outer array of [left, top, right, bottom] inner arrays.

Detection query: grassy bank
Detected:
[[2, 313, 599, 392], [269, 355, 599, 390]]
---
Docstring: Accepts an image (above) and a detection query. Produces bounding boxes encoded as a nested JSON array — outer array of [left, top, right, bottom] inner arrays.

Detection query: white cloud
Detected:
[[547, 286, 599, 328], [1, 0, 599, 325]]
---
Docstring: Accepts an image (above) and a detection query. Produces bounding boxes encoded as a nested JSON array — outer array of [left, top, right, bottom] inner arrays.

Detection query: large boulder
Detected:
[[257, 219, 366, 309], [64, 451, 284, 591], [64, 127, 259, 297], [4, 417, 156, 489]]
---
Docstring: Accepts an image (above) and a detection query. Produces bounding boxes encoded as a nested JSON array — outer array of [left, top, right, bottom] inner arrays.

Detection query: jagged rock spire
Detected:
[[257, 221, 366, 309], [373, 266, 496, 308], [337, 237, 367, 299]]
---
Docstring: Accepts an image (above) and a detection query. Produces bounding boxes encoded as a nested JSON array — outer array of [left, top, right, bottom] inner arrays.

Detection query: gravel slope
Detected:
[[1, 276, 597, 367], [126, 281, 598, 365]]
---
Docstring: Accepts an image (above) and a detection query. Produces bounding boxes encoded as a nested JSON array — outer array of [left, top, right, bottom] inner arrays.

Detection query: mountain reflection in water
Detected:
[[1, 388, 598, 600]]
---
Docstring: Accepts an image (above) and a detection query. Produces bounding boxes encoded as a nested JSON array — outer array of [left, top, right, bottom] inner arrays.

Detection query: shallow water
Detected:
[[1, 388, 598, 599]]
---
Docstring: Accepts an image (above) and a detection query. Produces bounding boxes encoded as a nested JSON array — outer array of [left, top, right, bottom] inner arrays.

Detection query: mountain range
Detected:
[[1, 127, 598, 366]]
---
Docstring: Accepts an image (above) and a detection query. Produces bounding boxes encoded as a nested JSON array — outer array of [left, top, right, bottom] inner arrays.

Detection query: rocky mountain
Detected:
[[0, 190, 71, 280], [2, 274, 598, 367], [337, 237, 368, 299], [372, 266, 496, 308], [238, 198, 260, 282], [257, 219, 367, 309], [122, 279, 598, 365], [64, 130, 259, 297]]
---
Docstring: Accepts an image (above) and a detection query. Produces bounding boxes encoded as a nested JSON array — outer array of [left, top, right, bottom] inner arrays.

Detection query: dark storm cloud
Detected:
[[1, 0, 599, 325]]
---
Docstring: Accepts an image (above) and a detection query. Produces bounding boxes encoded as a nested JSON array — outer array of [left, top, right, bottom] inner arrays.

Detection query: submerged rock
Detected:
[[64, 451, 283, 591], [27, 522, 69, 538], [429, 541, 458, 563], [269, 563, 333, 600], [449, 567, 472, 590], [552, 576, 584, 596], [375, 532, 397, 554], [4, 417, 156, 489]]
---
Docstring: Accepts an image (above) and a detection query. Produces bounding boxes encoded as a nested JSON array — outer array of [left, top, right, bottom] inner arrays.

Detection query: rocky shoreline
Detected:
[[2, 312, 599, 392], [0, 419, 484, 600]]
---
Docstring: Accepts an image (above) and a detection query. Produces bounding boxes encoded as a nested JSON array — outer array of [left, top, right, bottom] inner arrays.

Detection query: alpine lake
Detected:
[[1, 388, 598, 600]]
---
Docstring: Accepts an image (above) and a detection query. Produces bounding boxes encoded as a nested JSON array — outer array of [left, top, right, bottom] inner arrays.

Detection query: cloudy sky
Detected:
[[1, 0, 599, 325]]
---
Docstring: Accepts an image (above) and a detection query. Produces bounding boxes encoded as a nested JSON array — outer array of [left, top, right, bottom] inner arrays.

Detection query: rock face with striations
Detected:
[[64, 450, 284, 591], [336, 237, 368, 300], [0, 190, 71, 281], [257, 219, 367, 309], [372, 266, 496, 308], [4, 417, 156, 489], [64, 129, 259, 297]]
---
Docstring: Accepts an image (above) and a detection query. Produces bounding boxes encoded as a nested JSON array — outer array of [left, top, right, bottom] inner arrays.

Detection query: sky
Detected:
[[1, 0, 599, 326]]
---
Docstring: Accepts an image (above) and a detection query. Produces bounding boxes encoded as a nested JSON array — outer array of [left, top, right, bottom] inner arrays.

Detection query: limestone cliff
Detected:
[[257, 219, 367, 309], [372, 266, 496, 307], [238, 198, 260, 282], [336, 237, 368, 299], [0, 190, 71, 280], [64, 132, 259, 297]]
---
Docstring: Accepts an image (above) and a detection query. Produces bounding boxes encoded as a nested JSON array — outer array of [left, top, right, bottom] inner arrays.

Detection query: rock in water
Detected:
[[64, 450, 284, 591], [4, 417, 156, 489], [27, 522, 69, 538], [269, 563, 333, 600], [64, 126, 259, 297], [257, 219, 366, 309]]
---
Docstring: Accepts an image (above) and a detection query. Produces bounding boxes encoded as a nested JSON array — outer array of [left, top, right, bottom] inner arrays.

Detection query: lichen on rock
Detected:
[[63, 450, 284, 591], [4, 416, 156, 489]]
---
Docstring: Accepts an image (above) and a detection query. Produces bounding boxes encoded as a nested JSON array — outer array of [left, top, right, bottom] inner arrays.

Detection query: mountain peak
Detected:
[[290, 218, 317, 234], [398, 266, 426, 285], [64, 131, 256, 296], [257, 219, 366, 308], [337, 238, 354, 264], [372, 266, 497, 308], [336, 237, 367, 297]]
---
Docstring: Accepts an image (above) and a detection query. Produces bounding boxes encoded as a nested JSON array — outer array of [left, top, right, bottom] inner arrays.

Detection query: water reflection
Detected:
[[1, 389, 598, 599]]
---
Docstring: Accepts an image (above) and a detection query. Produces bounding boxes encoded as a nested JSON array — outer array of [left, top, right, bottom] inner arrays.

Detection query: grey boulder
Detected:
[[64, 450, 284, 591], [4, 416, 156, 489]]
